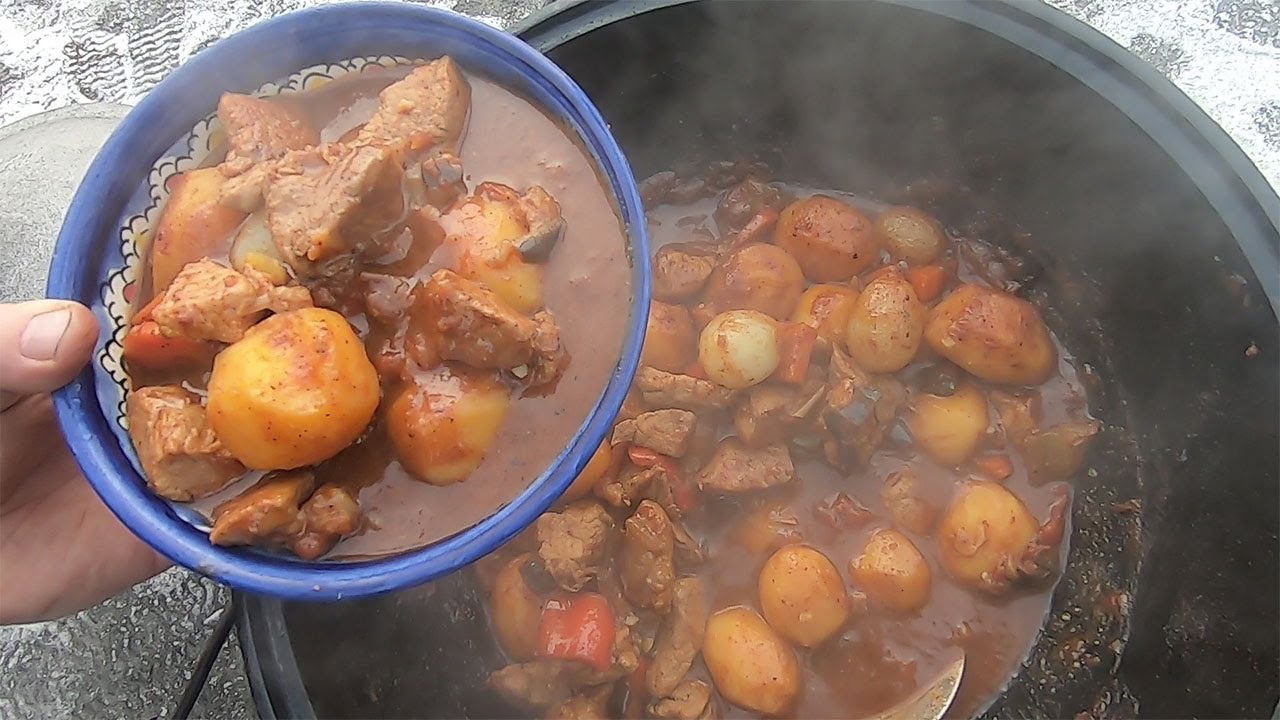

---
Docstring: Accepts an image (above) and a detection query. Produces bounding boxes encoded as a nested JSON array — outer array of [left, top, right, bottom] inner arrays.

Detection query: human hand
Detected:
[[0, 300, 169, 624]]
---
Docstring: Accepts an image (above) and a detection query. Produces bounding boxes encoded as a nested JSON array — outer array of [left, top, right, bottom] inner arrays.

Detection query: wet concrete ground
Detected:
[[0, 1, 1276, 718]]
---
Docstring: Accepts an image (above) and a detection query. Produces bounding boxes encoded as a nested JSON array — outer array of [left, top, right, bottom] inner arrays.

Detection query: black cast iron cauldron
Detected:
[[234, 2, 1280, 718]]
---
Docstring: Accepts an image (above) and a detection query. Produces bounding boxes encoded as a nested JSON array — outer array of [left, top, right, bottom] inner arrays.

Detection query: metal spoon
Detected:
[[867, 653, 966, 720]]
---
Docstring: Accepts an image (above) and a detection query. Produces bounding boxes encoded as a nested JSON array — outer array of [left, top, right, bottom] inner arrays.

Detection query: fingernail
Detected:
[[20, 309, 72, 361]]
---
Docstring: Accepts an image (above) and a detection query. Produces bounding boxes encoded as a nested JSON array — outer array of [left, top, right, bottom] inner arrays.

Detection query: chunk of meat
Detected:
[[652, 243, 718, 302], [489, 660, 587, 711], [620, 500, 676, 611], [882, 467, 937, 534], [610, 409, 696, 458], [714, 178, 790, 232], [537, 501, 614, 592], [823, 346, 908, 467], [219, 162, 273, 212], [217, 94, 318, 175], [546, 685, 611, 720], [647, 577, 708, 697], [265, 143, 405, 270], [361, 272, 416, 324], [598, 464, 661, 510], [209, 470, 316, 548], [650, 679, 718, 720], [635, 367, 736, 412], [413, 269, 568, 386], [990, 389, 1042, 445], [126, 386, 245, 501], [150, 260, 313, 344], [290, 483, 363, 560], [695, 439, 794, 494], [732, 380, 827, 447], [354, 57, 471, 153], [813, 491, 874, 530]]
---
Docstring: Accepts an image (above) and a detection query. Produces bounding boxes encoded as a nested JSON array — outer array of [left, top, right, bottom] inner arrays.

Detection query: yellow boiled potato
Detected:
[[459, 249, 543, 315], [151, 167, 247, 293], [936, 481, 1038, 593], [698, 310, 780, 389], [925, 283, 1057, 386], [387, 366, 511, 485], [702, 243, 806, 320], [642, 301, 697, 373], [908, 384, 991, 466], [791, 283, 860, 344], [759, 544, 850, 647], [448, 188, 545, 313], [850, 529, 932, 612], [704, 606, 800, 716], [846, 269, 926, 373], [875, 206, 947, 264], [774, 196, 879, 281], [490, 553, 544, 661], [207, 308, 378, 470], [733, 504, 805, 556]]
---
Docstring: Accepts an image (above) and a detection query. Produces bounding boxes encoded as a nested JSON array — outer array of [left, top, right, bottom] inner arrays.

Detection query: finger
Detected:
[[0, 451, 171, 624], [0, 394, 59, 504], [0, 300, 99, 411]]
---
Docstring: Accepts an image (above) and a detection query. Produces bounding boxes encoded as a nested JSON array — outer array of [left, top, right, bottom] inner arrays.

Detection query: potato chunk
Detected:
[[925, 284, 1057, 386], [703, 606, 799, 716], [759, 544, 850, 647], [441, 182, 559, 314], [850, 529, 932, 612], [774, 196, 879, 281], [387, 366, 511, 485], [643, 301, 697, 373], [151, 167, 248, 293], [702, 243, 805, 320], [846, 269, 926, 373], [875, 206, 947, 264], [791, 283, 859, 345], [207, 308, 379, 469], [936, 481, 1038, 593], [908, 384, 990, 466]]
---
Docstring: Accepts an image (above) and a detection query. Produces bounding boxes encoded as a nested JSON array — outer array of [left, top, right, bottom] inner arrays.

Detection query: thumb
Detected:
[[0, 300, 99, 411]]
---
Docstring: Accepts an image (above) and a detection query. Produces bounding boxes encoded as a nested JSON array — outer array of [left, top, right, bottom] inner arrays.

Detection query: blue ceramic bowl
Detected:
[[46, 3, 650, 601]]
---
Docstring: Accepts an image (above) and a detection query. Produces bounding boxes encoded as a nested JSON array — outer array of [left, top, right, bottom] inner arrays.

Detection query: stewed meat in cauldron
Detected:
[[475, 170, 1099, 719]]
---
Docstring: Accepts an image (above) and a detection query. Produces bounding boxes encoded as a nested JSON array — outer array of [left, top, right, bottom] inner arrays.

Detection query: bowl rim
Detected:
[[45, 1, 651, 601]]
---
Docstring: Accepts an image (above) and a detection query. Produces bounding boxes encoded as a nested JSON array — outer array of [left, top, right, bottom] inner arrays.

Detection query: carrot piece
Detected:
[[776, 322, 818, 384], [906, 264, 949, 302], [974, 454, 1015, 482], [536, 593, 616, 671], [122, 320, 217, 370]]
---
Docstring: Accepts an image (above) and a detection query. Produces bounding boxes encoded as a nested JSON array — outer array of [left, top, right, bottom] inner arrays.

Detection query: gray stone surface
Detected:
[[0, 1, 1275, 719]]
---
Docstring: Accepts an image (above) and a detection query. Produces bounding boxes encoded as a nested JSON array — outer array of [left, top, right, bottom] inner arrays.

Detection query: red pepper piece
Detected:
[[536, 592, 616, 671]]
